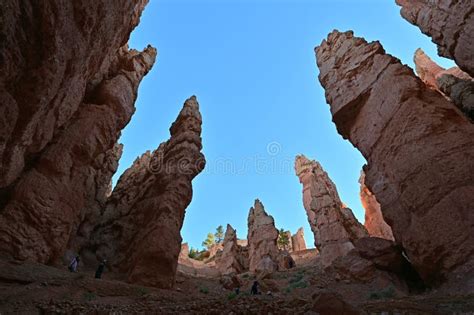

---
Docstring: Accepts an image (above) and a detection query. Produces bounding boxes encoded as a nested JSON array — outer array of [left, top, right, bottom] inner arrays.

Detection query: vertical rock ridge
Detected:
[[316, 30, 474, 286], [295, 154, 368, 266]]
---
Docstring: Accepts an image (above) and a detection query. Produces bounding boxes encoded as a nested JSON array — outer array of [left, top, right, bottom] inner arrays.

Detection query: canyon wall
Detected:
[[89, 96, 205, 288], [0, 0, 156, 263], [396, 0, 474, 77], [295, 155, 368, 266], [316, 30, 474, 285]]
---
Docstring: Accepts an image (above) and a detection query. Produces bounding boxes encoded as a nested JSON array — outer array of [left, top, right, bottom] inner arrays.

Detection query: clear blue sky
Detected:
[[121, 0, 454, 250]]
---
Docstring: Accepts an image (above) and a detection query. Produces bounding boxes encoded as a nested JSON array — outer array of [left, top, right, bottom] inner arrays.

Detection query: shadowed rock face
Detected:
[[414, 49, 474, 120], [0, 0, 156, 263], [291, 227, 307, 252], [90, 96, 205, 289], [359, 171, 394, 241], [295, 155, 368, 266], [396, 0, 474, 77], [316, 30, 474, 286]]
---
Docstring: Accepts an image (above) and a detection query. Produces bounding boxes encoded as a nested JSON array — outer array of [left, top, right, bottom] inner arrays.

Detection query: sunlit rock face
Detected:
[[0, 0, 156, 263], [291, 227, 307, 252], [247, 199, 291, 273], [89, 96, 205, 289], [216, 224, 248, 275], [316, 30, 474, 286], [414, 49, 474, 120], [359, 171, 394, 241], [294, 155, 368, 267], [396, 0, 474, 77]]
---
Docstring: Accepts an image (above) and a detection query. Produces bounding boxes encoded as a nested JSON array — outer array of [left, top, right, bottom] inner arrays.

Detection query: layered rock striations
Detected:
[[359, 171, 394, 241], [0, 3, 156, 263], [295, 155, 368, 266], [396, 0, 474, 77], [247, 199, 291, 273], [89, 96, 205, 288], [316, 30, 474, 285], [414, 49, 474, 120], [291, 227, 307, 252]]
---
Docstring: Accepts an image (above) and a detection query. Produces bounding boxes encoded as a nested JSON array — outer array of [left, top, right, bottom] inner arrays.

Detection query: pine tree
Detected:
[[215, 225, 224, 243], [202, 232, 215, 250], [277, 228, 290, 250]]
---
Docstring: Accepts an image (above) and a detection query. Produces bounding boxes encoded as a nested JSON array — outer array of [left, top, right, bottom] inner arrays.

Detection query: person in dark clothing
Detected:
[[250, 281, 260, 295], [95, 260, 107, 279], [68, 256, 80, 272]]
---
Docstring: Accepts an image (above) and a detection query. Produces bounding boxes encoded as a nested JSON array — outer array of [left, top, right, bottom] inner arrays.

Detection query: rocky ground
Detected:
[[1, 258, 473, 314]]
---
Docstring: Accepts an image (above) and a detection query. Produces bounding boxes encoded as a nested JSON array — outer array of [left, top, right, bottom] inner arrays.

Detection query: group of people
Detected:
[[68, 255, 107, 279]]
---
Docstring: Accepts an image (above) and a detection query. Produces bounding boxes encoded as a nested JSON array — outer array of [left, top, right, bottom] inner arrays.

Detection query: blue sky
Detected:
[[121, 0, 454, 250]]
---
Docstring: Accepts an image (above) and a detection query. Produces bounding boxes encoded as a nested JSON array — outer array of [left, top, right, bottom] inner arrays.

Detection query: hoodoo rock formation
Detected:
[[247, 200, 291, 273], [291, 228, 307, 252], [359, 171, 394, 241], [0, 0, 156, 263], [89, 96, 205, 288], [216, 224, 248, 275], [295, 155, 368, 266], [316, 30, 474, 286], [414, 49, 474, 120], [396, 0, 474, 77]]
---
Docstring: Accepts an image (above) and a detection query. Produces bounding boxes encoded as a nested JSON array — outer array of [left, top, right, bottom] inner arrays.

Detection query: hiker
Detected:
[[235, 287, 240, 295], [68, 255, 80, 272], [250, 281, 260, 295], [95, 259, 107, 279]]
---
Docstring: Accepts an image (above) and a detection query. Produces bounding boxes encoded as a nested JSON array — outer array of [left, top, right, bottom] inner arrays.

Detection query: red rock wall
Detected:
[[316, 30, 474, 285], [359, 171, 394, 241], [0, 0, 156, 264], [90, 96, 205, 288], [396, 0, 474, 77]]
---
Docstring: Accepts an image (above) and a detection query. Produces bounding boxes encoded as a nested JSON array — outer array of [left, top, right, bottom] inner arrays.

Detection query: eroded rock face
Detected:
[[291, 227, 307, 252], [316, 30, 474, 285], [295, 155, 368, 266], [359, 171, 394, 241], [247, 199, 286, 273], [0, 5, 156, 263], [396, 0, 474, 77], [414, 49, 474, 120], [89, 96, 205, 288], [216, 224, 247, 275]]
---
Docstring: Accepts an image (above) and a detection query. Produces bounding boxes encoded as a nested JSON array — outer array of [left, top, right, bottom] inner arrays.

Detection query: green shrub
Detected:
[[199, 287, 209, 294], [227, 292, 238, 300], [137, 287, 150, 296], [369, 286, 395, 300], [83, 292, 96, 301]]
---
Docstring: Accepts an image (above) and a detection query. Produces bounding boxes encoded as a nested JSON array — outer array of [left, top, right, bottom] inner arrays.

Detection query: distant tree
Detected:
[[188, 247, 198, 259], [277, 228, 290, 250], [202, 232, 216, 250], [215, 225, 224, 243]]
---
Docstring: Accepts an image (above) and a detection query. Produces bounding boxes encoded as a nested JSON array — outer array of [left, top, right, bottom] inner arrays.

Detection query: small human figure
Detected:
[[95, 259, 107, 279], [250, 281, 259, 295], [68, 255, 80, 272], [235, 287, 240, 295]]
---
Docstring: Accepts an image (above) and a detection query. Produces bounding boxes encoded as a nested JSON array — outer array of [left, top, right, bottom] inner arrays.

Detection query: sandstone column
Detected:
[[295, 155, 368, 266], [90, 96, 206, 288], [291, 227, 307, 252], [316, 30, 474, 285], [359, 171, 394, 241]]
